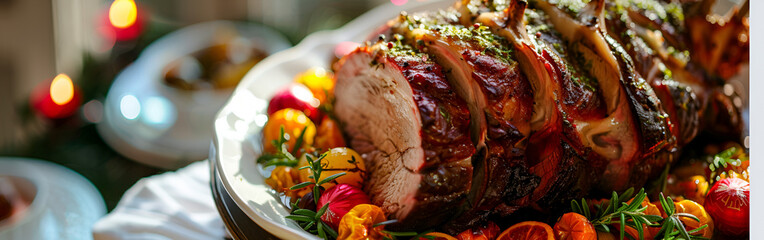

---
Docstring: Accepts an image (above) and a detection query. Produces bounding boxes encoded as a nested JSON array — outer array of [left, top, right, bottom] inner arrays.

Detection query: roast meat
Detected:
[[331, 0, 747, 233]]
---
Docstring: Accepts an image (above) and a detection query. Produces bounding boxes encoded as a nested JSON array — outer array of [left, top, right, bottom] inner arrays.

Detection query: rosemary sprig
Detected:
[[571, 188, 708, 240], [381, 231, 435, 240], [318, 89, 336, 119], [291, 153, 347, 204], [287, 153, 346, 240], [373, 220, 435, 240], [286, 201, 338, 239], [572, 188, 660, 240], [256, 126, 308, 167], [653, 193, 710, 240]]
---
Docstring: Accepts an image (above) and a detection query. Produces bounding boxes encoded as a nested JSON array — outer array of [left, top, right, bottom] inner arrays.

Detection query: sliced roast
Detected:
[[387, 9, 536, 220], [333, 41, 475, 230]]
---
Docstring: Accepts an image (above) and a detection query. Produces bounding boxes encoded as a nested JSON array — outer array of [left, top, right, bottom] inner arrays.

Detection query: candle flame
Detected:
[[50, 74, 74, 105], [109, 0, 137, 29]]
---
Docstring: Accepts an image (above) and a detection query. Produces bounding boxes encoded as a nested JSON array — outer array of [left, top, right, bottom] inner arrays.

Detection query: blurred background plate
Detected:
[[0, 158, 105, 240], [99, 21, 290, 169]]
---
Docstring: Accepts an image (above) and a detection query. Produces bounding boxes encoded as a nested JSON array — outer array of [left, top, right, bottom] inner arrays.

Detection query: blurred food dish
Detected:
[[99, 21, 290, 169], [163, 33, 269, 91]]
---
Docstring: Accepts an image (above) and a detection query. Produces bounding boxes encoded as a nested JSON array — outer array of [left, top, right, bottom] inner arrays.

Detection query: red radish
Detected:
[[704, 177, 749, 236], [267, 84, 321, 122], [318, 184, 370, 230]]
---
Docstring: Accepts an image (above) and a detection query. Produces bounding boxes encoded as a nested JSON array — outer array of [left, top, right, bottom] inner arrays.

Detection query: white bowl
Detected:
[[99, 21, 291, 169], [210, 1, 451, 239]]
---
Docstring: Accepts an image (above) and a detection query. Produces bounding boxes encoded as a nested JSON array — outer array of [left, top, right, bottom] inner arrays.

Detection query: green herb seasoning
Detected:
[[549, 0, 592, 16], [387, 34, 424, 58], [401, 14, 516, 64], [440, 24, 516, 64], [525, 9, 599, 92]]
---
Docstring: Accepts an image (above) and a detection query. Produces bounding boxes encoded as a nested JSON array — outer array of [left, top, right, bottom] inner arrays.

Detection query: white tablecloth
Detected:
[[93, 161, 228, 240]]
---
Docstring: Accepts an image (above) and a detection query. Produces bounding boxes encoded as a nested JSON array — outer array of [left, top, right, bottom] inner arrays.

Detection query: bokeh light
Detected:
[[109, 0, 138, 29], [83, 100, 104, 123], [290, 84, 320, 108], [120, 94, 141, 120], [50, 74, 74, 106], [142, 96, 176, 130]]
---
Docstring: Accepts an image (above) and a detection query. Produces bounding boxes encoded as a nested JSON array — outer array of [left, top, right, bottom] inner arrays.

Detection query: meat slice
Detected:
[[333, 41, 475, 230], [531, 0, 672, 191], [388, 10, 535, 218]]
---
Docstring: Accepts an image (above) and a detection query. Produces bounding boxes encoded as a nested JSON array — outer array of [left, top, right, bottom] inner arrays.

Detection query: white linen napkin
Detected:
[[92, 160, 227, 240]]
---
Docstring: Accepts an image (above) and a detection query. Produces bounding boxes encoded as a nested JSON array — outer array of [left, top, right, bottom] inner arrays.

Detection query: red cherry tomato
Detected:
[[267, 84, 321, 122], [318, 184, 370, 230]]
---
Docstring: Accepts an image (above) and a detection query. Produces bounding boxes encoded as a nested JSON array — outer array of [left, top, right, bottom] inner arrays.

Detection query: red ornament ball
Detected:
[[704, 177, 749, 236]]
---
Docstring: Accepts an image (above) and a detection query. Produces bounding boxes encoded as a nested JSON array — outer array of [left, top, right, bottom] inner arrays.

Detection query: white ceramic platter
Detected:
[[211, 0, 748, 239], [211, 1, 450, 239]]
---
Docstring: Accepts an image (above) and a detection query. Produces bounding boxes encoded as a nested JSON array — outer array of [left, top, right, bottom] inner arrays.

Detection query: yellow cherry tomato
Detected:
[[299, 147, 366, 189], [262, 108, 316, 154], [295, 67, 335, 103], [337, 204, 389, 240], [314, 116, 346, 151], [265, 166, 302, 198]]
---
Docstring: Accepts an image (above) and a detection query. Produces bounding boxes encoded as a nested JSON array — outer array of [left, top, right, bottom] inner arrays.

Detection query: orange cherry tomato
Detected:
[[674, 175, 710, 204], [295, 67, 335, 103], [421, 232, 458, 240], [596, 231, 617, 240], [636, 197, 662, 238], [497, 221, 555, 240], [337, 204, 389, 240], [298, 147, 366, 189], [609, 196, 662, 239], [262, 108, 316, 154], [455, 221, 500, 240], [314, 116, 346, 150], [653, 199, 714, 238], [553, 213, 596, 240], [675, 200, 714, 238]]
